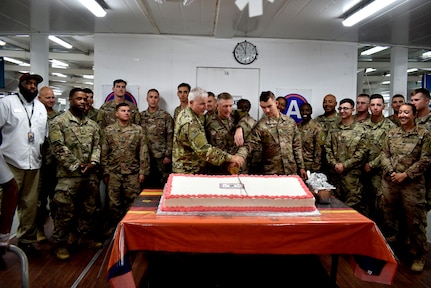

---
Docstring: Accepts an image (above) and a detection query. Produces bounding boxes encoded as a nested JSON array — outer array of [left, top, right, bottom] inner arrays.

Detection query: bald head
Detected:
[[323, 94, 337, 115], [38, 86, 56, 111]]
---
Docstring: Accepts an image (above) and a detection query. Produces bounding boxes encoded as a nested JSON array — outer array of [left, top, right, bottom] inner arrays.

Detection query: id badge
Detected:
[[28, 131, 34, 143]]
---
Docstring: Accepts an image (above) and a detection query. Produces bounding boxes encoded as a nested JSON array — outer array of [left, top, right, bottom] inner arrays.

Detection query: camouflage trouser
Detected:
[[362, 169, 384, 225], [382, 176, 429, 256], [107, 173, 140, 228], [36, 162, 58, 230], [52, 176, 99, 245], [329, 168, 364, 213]]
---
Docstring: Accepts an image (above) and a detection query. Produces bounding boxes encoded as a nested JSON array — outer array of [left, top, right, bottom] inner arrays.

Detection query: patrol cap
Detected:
[[19, 73, 43, 84]]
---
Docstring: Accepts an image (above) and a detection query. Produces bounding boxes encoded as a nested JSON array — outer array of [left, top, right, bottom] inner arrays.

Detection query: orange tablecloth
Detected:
[[107, 190, 397, 287]]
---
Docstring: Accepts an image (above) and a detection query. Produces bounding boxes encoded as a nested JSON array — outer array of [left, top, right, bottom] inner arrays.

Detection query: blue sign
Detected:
[[280, 93, 308, 123]]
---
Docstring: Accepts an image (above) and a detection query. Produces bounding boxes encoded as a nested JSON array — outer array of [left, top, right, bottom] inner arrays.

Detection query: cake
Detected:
[[159, 174, 317, 214]]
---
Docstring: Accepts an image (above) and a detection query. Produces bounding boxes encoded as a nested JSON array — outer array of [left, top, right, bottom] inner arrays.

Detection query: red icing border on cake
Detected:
[[161, 174, 316, 213]]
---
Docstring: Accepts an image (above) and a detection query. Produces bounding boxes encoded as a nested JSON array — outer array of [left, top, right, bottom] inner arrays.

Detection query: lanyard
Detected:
[[17, 95, 34, 128]]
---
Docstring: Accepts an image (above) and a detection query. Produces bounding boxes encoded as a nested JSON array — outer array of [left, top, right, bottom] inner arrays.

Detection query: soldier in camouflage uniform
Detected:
[[102, 102, 149, 235], [205, 92, 237, 174], [315, 94, 340, 135], [233, 99, 259, 174], [172, 87, 244, 174], [49, 88, 102, 260], [381, 103, 431, 272], [353, 93, 371, 123], [362, 94, 396, 225], [84, 88, 98, 121], [140, 89, 173, 188], [96, 79, 140, 130], [236, 91, 307, 179], [36, 86, 61, 242], [387, 94, 404, 126], [411, 88, 431, 213], [173, 83, 191, 122], [298, 103, 324, 172], [205, 91, 217, 120], [324, 98, 369, 212]]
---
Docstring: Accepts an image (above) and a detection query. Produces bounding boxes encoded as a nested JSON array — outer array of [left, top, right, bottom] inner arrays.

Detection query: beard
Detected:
[[19, 83, 38, 102]]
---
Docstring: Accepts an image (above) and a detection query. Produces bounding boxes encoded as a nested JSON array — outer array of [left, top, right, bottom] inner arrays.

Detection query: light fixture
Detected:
[[3, 57, 30, 66], [50, 59, 69, 68], [407, 68, 418, 73], [0, 40, 6, 46], [52, 72, 68, 78], [49, 36, 72, 49], [382, 81, 390, 85], [154, 0, 195, 6], [422, 51, 431, 59], [365, 68, 376, 73], [235, 0, 275, 17], [342, 0, 397, 27], [361, 46, 389, 56], [83, 75, 94, 79], [79, 0, 106, 17]]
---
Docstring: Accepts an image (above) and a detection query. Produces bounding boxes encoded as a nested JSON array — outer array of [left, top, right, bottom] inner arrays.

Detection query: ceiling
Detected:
[[1, 0, 431, 96]]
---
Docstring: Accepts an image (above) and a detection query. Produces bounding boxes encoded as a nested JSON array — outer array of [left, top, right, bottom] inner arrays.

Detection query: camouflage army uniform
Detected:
[[96, 100, 140, 130], [173, 105, 186, 123], [362, 117, 396, 222], [387, 114, 401, 127], [87, 107, 99, 122], [37, 109, 61, 232], [381, 126, 431, 258], [416, 112, 431, 211], [324, 121, 369, 211], [235, 112, 259, 174], [315, 113, 341, 172], [140, 108, 173, 187], [49, 110, 101, 246], [101, 122, 149, 229], [205, 113, 236, 174], [353, 113, 371, 123], [297, 119, 324, 172], [172, 107, 232, 174], [236, 114, 305, 175]]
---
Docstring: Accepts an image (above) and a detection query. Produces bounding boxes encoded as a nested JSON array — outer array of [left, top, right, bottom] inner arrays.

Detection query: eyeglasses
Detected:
[[338, 107, 352, 111]]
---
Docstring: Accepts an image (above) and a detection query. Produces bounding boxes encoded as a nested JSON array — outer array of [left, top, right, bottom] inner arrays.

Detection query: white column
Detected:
[[390, 46, 408, 101], [30, 34, 50, 88]]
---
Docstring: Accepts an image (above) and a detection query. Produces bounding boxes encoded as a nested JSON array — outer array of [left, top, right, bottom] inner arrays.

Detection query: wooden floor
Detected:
[[1, 220, 431, 287]]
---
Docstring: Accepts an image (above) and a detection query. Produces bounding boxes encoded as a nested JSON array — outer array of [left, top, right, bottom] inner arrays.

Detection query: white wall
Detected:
[[94, 34, 358, 118]]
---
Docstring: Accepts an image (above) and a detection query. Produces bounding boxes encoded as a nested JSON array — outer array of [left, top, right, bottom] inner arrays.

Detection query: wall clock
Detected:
[[233, 40, 258, 65]]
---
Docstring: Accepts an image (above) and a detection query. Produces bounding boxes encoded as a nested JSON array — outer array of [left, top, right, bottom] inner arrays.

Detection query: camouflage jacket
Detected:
[[387, 114, 401, 127], [205, 113, 236, 154], [173, 105, 186, 123], [363, 117, 396, 169], [324, 121, 369, 171], [416, 112, 431, 131], [236, 113, 257, 140], [236, 114, 305, 175], [101, 122, 149, 176], [96, 100, 140, 130], [140, 108, 174, 159], [43, 109, 61, 166], [49, 110, 101, 178], [172, 107, 231, 174], [297, 119, 324, 172], [381, 126, 431, 179], [87, 107, 99, 122], [315, 113, 341, 137]]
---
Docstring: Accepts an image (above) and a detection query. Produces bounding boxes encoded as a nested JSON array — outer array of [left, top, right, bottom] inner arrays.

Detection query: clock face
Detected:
[[233, 41, 258, 65]]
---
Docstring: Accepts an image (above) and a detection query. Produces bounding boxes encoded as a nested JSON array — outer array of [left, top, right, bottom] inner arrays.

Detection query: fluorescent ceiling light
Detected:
[[361, 46, 389, 56], [365, 68, 376, 73], [407, 68, 418, 73], [4, 57, 30, 66], [83, 81, 94, 85], [79, 0, 106, 17], [49, 35, 72, 49], [0, 40, 5, 46], [382, 81, 390, 84], [342, 0, 397, 27], [52, 72, 68, 78], [50, 59, 69, 68], [422, 51, 431, 58], [83, 75, 94, 79]]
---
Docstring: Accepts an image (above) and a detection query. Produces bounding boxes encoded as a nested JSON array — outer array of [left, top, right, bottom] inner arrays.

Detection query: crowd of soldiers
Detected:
[[1, 73, 430, 272]]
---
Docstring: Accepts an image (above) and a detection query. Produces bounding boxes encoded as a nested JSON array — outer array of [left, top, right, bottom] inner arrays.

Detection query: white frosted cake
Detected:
[[159, 174, 317, 214]]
